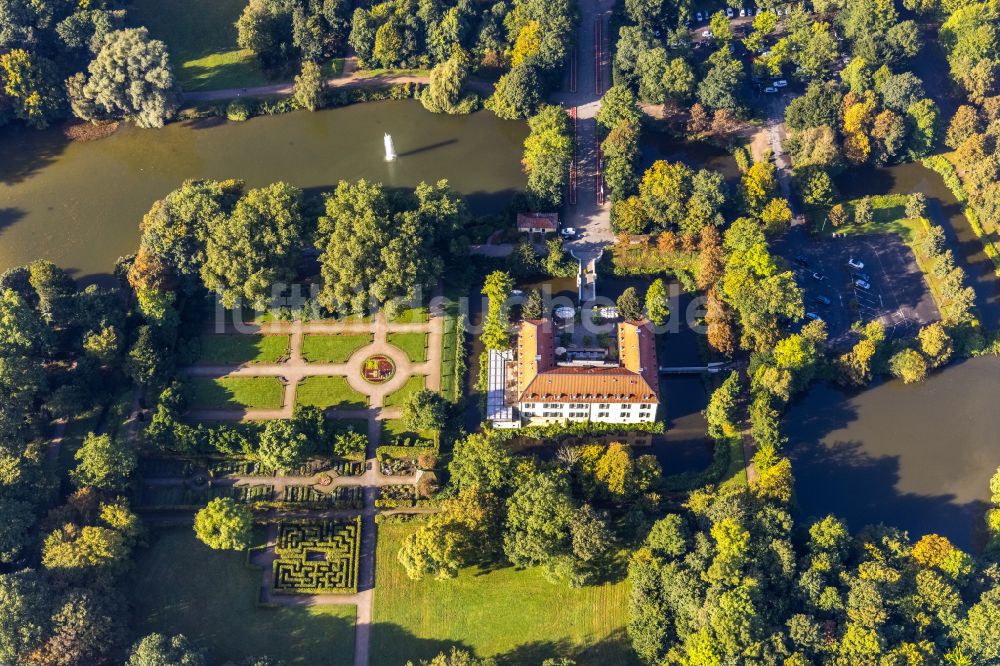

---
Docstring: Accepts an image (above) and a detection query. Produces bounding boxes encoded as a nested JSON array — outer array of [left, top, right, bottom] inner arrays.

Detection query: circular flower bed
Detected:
[[361, 354, 396, 384]]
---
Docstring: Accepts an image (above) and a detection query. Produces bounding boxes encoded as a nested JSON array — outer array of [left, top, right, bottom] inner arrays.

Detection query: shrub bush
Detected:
[[226, 99, 253, 121]]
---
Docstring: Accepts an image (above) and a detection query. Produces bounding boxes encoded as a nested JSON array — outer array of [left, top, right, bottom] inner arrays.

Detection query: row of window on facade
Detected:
[[521, 407, 654, 419], [523, 403, 655, 410]]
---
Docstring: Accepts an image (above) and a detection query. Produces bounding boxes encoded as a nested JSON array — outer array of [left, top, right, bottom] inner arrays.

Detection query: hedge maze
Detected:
[[272, 519, 361, 594]]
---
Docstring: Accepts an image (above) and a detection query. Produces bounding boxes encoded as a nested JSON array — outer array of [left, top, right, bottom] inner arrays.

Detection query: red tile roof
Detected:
[[516, 319, 660, 404], [516, 213, 559, 231]]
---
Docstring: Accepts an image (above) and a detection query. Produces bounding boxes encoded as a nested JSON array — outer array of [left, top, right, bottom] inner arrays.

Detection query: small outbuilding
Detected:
[[516, 213, 559, 234]]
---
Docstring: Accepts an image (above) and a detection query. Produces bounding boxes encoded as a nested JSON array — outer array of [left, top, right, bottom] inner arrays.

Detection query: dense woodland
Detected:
[[0, 0, 179, 128]]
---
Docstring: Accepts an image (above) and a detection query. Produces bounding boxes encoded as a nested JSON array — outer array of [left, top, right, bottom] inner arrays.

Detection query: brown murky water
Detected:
[[0, 100, 527, 281], [786, 356, 1000, 549]]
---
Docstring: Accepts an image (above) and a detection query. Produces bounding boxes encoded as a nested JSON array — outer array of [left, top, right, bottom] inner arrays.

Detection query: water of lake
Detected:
[[0, 100, 527, 281], [786, 356, 1000, 550]]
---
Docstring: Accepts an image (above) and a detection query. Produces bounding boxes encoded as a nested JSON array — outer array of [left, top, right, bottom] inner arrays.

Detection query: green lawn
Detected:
[[186, 377, 285, 410], [127, 0, 271, 91], [811, 194, 912, 239], [384, 375, 425, 408], [197, 334, 289, 365], [389, 305, 430, 323], [296, 376, 368, 409], [330, 418, 370, 435], [322, 58, 345, 78], [381, 418, 435, 444], [371, 521, 637, 666], [387, 332, 428, 363], [719, 435, 748, 492], [131, 528, 356, 665], [301, 334, 373, 363]]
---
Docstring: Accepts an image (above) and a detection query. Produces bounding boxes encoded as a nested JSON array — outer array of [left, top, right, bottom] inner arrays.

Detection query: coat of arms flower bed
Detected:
[[361, 354, 395, 383], [272, 519, 361, 594]]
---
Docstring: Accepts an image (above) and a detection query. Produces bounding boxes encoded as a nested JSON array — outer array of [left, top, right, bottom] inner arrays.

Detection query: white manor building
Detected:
[[486, 318, 660, 428]]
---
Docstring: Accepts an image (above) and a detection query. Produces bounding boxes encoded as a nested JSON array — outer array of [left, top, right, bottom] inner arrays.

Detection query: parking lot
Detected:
[[777, 229, 940, 346]]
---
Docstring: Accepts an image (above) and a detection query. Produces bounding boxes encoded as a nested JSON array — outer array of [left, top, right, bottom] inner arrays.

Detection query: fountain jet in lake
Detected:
[[384, 133, 397, 161]]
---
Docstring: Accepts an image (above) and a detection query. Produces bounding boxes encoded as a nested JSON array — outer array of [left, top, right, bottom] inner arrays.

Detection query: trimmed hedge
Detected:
[[487, 419, 665, 444], [133, 482, 274, 511], [375, 484, 416, 509], [272, 519, 361, 595], [376, 445, 436, 461]]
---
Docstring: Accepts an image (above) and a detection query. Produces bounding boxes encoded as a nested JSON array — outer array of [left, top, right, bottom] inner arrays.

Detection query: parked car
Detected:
[[793, 255, 809, 267], [853, 271, 871, 283], [847, 257, 864, 270], [811, 271, 825, 281], [560, 227, 576, 238], [726, 7, 734, 17], [806, 312, 823, 321], [815, 295, 832, 306], [696, 11, 704, 20], [773, 79, 788, 87], [855, 279, 871, 290], [764, 86, 778, 93], [739, 8, 746, 16]]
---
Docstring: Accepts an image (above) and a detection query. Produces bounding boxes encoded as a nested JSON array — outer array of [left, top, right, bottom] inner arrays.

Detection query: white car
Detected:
[[773, 79, 788, 87], [847, 257, 864, 270], [702, 29, 713, 37], [764, 86, 778, 93], [696, 11, 704, 20], [560, 227, 577, 238], [855, 279, 871, 290], [726, 7, 734, 17], [739, 8, 746, 15]]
